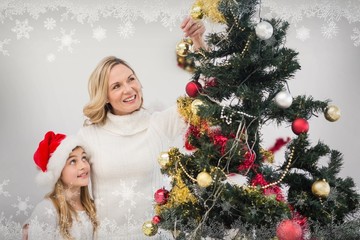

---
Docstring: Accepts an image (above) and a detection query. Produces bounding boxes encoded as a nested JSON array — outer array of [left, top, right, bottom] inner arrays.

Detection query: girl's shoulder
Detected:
[[25, 198, 61, 239], [27, 198, 57, 223], [33, 198, 56, 211]]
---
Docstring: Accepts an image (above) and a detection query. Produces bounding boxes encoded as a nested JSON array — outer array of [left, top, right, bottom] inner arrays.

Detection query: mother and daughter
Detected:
[[23, 16, 206, 239]]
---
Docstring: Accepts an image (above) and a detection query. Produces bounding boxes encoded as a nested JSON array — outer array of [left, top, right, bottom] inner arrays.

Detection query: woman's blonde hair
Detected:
[[47, 168, 98, 239], [83, 56, 136, 125]]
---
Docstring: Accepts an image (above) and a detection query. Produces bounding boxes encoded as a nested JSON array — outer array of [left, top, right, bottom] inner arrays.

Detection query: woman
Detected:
[[23, 131, 98, 240], [77, 17, 206, 239]]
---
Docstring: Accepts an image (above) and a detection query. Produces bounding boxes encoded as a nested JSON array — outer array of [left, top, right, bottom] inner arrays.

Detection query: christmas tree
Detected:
[[145, 0, 360, 239]]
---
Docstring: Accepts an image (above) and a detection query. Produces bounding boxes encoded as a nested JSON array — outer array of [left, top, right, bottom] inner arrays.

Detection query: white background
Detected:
[[0, 0, 359, 231]]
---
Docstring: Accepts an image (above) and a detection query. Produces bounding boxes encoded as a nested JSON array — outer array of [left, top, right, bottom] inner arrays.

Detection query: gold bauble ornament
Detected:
[[177, 55, 185, 64], [191, 99, 204, 114], [185, 65, 195, 73], [311, 179, 331, 198], [197, 171, 212, 188], [190, 3, 203, 20], [176, 39, 193, 57], [157, 151, 170, 169], [142, 221, 158, 236], [324, 105, 341, 122]]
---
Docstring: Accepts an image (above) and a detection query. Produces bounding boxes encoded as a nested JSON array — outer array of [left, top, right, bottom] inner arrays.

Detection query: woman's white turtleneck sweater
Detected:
[[78, 106, 186, 239]]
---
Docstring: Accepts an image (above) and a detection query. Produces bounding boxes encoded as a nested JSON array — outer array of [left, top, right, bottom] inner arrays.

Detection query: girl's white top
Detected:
[[24, 198, 94, 239], [78, 106, 186, 239]]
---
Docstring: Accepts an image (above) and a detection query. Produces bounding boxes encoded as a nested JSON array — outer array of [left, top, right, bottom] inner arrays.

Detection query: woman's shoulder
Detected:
[[149, 105, 178, 119]]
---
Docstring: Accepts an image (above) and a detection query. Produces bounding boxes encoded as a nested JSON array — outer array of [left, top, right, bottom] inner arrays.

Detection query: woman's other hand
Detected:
[[180, 16, 207, 51]]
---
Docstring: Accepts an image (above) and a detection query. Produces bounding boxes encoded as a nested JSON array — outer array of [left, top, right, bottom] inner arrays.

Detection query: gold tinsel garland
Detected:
[[155, 148, 197, 215], [177, 96, 202, 126], [193, 0, 226, 23], [155, 170, 197, 215], [260, 148, 275, 163]]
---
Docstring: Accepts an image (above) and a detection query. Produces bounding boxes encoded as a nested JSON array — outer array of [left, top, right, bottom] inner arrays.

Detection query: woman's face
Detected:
[[107, 64, 143, 116], [61, 147, 90, 188]]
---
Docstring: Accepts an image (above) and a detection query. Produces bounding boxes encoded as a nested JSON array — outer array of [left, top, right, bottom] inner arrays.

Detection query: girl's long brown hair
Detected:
[[47, 180, 98, 239]]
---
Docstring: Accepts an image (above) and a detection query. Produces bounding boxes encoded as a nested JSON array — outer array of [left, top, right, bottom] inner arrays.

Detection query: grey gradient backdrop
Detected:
[[0, 1, 359, 227]]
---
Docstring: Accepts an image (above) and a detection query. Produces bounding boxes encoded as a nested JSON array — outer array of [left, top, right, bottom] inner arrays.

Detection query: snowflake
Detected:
[[44, 207, 55, 218], [11, 196, 33, 216], [54, 28, 80, 53], [94, 197, 104, 207], [46, 53, 56, 62], [263, 65, 277, 74], [112, 180, 143, 208], [92, 26, 107, 41], [0, 212, 22, 240], [44, 17, 56, 30], [0, 179, 10, 197], [117, 21, 134, 39], [263, 0, 360, 26], [0, 39, 11, 56], [27, 216, 59, 239], [351, 28, 360, 47], [96, 217, 122, 237], [123, 208, 137, 232], [296, 26, 310, 41], [321, 21, 339, 39], [11, 19, 34, 39], [221, 201, 233, 215]]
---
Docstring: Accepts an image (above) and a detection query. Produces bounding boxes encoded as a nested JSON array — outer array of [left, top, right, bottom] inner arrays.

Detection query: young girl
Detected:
[[22, 131, 98, 240]]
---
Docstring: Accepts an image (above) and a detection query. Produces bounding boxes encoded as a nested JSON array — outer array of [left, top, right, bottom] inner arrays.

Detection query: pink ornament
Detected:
[[291, 118, 309, 135], [276, 219, 303, 240], [154, 188, 169, 205], [205, 77, 217, 87], [186, 81, 202, 97]]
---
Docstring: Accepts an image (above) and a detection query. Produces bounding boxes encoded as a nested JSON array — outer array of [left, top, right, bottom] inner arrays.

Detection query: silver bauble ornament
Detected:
[[275, 91, 293, 109], [255, 21, 274, 40], [157, 152, 170, 169]]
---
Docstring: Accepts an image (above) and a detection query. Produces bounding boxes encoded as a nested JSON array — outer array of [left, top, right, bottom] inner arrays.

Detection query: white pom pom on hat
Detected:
[[33, 131, 84, 188]]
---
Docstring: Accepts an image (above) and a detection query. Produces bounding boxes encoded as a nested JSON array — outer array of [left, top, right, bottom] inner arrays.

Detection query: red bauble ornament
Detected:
[[185, 139, 196, 151], [185, 81, 202, 97], [154, 188, 169, 205], [276, 219, 303, 240], [152, 215, 161, 224], [291, 118, 309, 135]]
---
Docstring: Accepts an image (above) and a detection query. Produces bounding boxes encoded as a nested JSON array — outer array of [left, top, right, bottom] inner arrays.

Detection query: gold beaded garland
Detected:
[[262, 146, 295, 189]]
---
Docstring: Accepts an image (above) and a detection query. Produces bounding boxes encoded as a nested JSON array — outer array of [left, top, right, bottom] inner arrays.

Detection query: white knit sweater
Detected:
[[78, 106, 186, 239]]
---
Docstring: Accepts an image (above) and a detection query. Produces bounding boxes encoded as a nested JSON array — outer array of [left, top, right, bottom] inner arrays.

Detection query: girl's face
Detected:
[[61, 147, 90, 188], [107, 64, 143, 116]]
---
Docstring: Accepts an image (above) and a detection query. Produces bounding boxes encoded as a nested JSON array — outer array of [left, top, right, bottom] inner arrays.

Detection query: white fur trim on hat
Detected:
[[35, 135, 85, 188]]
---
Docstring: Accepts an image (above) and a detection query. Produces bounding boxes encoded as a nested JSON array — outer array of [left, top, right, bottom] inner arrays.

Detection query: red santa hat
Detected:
[[33, 131, 85, 188]]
